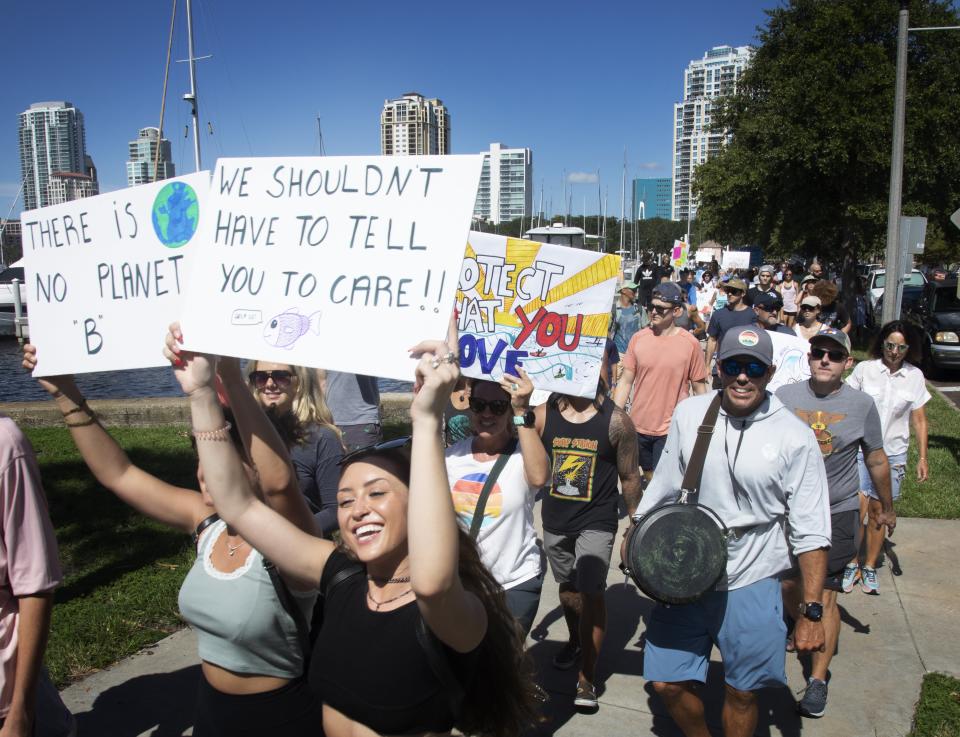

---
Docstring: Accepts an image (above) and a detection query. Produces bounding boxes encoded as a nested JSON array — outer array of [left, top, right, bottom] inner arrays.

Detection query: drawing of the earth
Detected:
[[152, 181, 199, 248]]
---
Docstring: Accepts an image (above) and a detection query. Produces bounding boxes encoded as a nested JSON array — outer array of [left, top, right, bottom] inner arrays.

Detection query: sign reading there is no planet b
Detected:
[[22, 172, 209, 377], [179, 155, 484, 380]]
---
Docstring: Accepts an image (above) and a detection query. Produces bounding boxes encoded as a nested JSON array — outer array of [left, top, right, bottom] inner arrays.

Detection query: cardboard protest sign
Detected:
[[722, 250, 750, 270], [456, 232, 620, 398], [671, 239, 688, 268], [767, 331, 812, 392], [179, 155, 483, 380], [22, 173, 209, 376]]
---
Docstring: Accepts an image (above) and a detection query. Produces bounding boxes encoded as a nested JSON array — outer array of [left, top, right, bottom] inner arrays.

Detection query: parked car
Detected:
[[899, 276, 960, 375], [865, 268, 927, 325]]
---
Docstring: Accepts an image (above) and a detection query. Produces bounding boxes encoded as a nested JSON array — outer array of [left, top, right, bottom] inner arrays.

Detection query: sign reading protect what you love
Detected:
[[23, 172, 209, 377], [180, 155, 483, 381]]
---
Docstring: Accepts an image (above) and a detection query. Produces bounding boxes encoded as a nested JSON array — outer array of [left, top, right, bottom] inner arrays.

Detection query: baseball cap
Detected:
[[811, 327, 851, 355], [620, 281, 639, 291], [759, 264, 775, 275], [718, 326, 773, 366], [651, 282, 684, 305], [800, 274, 818, 285], [725, 277, 748, 292], [800, 295, 821, 308], [753, 290, 783, 311]]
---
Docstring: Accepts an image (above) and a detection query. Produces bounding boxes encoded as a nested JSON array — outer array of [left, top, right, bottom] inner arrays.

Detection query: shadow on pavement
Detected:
[[73, 664, 199, 737]]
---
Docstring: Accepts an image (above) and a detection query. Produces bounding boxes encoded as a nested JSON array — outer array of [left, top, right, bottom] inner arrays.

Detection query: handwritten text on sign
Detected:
[[179, 156, 483, 380], [456, 232, 620, 398], [22, 173, 209, 376]]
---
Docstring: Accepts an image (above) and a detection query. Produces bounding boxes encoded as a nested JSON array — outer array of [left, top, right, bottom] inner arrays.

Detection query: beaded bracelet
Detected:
[[65, 417, 99, 428], [191, 422, 233, 441]]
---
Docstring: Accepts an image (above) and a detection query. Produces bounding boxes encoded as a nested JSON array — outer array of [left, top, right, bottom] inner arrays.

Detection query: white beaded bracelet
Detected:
[[191, 422, 233, 442]]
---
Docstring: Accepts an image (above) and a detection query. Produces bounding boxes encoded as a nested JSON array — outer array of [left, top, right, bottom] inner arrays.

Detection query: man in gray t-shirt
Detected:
[[319, 370, 382, 452], [774, 328, 894, 719]]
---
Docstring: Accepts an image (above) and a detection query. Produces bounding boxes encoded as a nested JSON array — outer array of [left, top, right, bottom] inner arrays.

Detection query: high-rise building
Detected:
[[126, 127, 175, 186], [18, 101, 95, 211], [472, 143, 532, 225], [632, 178, 672, 220], [46, 171, 99, 205], [671, 46, 753, 222], [380, 92, 450, 155]]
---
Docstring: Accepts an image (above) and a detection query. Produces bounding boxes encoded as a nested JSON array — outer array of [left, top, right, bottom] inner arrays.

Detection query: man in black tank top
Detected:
[[533, 389, 641, 710]]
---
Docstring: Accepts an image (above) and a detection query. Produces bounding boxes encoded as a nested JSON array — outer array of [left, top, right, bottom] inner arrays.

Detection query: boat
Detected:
[[0, 264, 27, 339]]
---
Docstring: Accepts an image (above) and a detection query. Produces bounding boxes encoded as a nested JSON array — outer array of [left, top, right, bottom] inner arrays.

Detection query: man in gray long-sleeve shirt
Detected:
[[631, 326, 830, 737]]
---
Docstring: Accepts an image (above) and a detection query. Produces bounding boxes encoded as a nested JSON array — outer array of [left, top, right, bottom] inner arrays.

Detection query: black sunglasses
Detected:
[[720, 358, 768, 379], [248, 370, 294, 388], [725, 288, 744, 296], [337, 436, 411, 467], [469, 397, 511, 416], [810, 346, 847, 363], [800, 305, 817, 312], [649, 303, 677, 316]]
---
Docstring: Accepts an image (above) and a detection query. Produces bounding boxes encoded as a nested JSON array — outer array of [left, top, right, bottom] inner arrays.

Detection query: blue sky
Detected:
[[1, 0, 771, 222]]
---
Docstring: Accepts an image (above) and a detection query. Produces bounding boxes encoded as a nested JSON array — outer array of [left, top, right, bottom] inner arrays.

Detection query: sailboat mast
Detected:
[[619, 154, 626, 257], [185, 0, 202, 171]]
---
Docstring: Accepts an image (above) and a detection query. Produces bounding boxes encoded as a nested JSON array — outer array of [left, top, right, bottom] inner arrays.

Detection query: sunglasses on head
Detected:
[[337, 436, 411, 467], [649, 303, 677, 315], [884, 341, 909, 353], [721, 358, 768, 379], [469, 397, 511, 416], [810, 346, 847, 363], [248, 370, 294, 388]]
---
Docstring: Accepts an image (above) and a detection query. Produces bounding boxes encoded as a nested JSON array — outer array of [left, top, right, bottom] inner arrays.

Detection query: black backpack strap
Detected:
[[469, 439, 518, 540], [263, 559, 312, 665], [416, 615, 465, 719], [193, 513, 220, 548]]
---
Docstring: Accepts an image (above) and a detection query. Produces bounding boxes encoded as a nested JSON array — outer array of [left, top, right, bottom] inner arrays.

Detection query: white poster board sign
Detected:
[[180, 155, 483, 381], [22, 173, 209, 376], [456, 232, 620, 398], [722, 250, 751, 270], [767, 330, 812, 392]]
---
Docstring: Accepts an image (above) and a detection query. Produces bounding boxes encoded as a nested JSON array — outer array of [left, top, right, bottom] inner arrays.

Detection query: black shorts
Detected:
[[825, 509, 859, 591], [637, 433, 667, 473], [194, 676, 322, 737]]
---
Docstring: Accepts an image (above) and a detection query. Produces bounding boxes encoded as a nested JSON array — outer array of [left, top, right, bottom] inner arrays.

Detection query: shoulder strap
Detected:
[[263, 559, 311, 663], [469, 439, 518, 540], [679, 393, 723, 504], [416, 615, 466, 719], [193, 513, 220, 549]]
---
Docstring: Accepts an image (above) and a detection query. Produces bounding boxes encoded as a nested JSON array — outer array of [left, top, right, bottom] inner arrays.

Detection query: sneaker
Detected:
[[552, 641, 581, 670], [841, 564, 860, 593], [797, 677, 828, 718], [861, 565, 880, 595], [574, 680, 598, 709]]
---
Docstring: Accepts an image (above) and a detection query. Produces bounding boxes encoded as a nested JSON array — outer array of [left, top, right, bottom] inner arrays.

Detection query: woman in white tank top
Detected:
[[778, 269, 799, 327]]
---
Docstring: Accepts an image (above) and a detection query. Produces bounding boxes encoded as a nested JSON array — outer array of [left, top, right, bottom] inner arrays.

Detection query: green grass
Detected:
[[910, 673, 960, 737], [896, 389, 960, 520], [26, 426, 197, 687]]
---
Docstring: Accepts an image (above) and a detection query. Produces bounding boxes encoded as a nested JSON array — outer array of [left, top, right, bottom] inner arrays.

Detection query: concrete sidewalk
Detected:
[[60, 517, 958, 737]]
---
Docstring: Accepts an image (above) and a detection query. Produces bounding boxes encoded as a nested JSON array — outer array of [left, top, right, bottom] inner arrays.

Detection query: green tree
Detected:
[[694, 0, 960, 270]]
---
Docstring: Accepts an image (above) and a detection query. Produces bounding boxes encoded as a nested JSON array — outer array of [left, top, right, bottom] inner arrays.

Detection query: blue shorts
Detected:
[[858, 451, 907, 501], [643, 576, 787, 692]]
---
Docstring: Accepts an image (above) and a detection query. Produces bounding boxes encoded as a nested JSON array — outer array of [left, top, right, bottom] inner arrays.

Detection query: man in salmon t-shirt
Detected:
[[613, 282, 709, 480], [0, 415, 73, 736]]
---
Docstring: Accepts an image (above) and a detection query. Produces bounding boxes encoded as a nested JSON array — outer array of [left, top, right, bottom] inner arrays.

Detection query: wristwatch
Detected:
[[512, 410, 535, 428], [799, 602, 824, 622]]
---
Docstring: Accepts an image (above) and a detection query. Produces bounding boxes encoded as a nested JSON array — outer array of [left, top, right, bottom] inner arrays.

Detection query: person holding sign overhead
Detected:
[[162, 326, 538, 737], [21, 342, 322, 737], [444, 370, 551, 637]]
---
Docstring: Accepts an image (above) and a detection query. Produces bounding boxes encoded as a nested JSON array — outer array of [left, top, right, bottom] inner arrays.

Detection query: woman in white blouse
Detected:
[[844, 321, 929, 595]]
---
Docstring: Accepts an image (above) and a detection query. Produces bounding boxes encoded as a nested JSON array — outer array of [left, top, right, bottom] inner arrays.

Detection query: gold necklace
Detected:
[[366, 586, 413, 611]]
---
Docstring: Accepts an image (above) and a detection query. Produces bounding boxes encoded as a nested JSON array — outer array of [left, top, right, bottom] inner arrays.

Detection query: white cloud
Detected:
[[639, 162, 660, 170], [567, 171, 599, 184]]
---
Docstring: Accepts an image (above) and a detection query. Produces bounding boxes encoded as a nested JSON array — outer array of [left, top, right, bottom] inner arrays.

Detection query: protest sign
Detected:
[[456, 232, 620, 398], [722, 250, 751, 270], [179, 155, 483, 381], [22, 173, 209, 377], [767, 331, 812, 392], [671, 240, 688, 268]]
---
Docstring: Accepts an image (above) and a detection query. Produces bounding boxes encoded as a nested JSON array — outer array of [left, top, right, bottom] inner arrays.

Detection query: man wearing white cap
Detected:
[[746, 265, 777, 307]]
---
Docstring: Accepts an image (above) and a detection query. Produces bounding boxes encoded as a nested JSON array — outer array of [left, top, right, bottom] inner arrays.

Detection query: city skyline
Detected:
[[0, 1, 769, 222]]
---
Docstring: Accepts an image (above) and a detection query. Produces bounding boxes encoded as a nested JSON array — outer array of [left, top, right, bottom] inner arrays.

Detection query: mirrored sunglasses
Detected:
[[720, 359, 767, 379]]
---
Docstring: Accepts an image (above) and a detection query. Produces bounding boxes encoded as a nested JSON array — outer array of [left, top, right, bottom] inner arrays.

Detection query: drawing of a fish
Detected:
[[263, 308, 322, 349]]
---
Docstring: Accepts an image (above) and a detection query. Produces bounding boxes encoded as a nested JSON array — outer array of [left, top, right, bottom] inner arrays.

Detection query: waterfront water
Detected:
[[0, 338, 412, 403]]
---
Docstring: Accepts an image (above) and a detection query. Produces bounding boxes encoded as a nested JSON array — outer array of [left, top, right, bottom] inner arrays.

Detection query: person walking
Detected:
[[776, 328, 895, 718], [746, 265, 777, 306], [704, 277, 757, 388], [319, 371, 382, 452], [613, 282, 709, 479], [612, 281, 648, 354], [632, 326, 831, 737], [752, 291, 795, 334], [778, 268, 800, 327], [794, 295, 826, 341], [534, 387, 641, 709], [844, 321, 929, 594]]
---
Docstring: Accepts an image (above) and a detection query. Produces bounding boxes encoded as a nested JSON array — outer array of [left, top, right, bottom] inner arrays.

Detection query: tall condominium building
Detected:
[[47, 171, 98, 206], [671, 45, 753, 222], [472, 143, 532, 225], [18, 101, 96, 211], [127, 127, 175, 186], [380, 92, 450, 155], [632, 178, 672, 221]]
